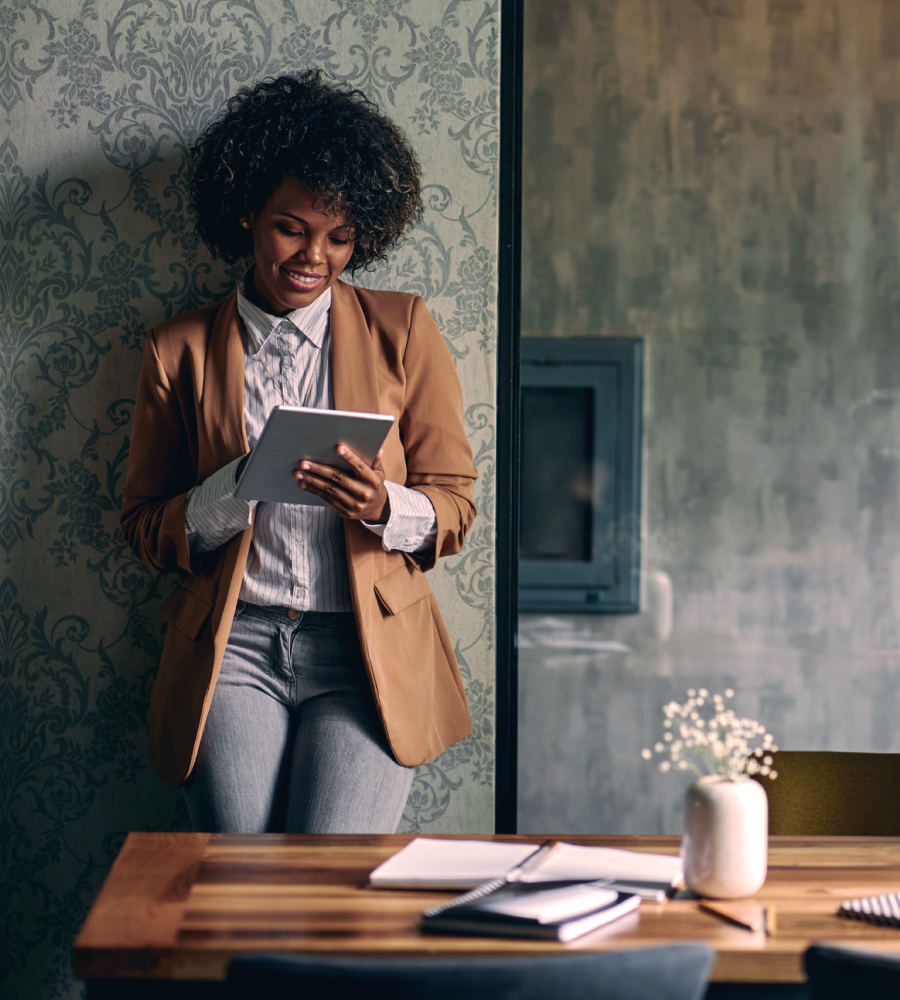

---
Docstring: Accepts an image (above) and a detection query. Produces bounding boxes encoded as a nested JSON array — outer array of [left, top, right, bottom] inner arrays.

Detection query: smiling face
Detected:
[[243, 175, 355, 315]]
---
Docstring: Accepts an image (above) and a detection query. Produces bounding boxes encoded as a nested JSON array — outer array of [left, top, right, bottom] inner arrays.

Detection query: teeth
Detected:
[[285, 270, 320, 286]]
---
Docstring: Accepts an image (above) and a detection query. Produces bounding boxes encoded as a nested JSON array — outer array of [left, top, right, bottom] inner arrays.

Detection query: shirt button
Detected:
[[287, 609, 298, 620]]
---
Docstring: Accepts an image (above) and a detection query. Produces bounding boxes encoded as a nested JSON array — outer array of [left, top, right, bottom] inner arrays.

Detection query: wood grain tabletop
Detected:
[[72, 833, 900, 984]]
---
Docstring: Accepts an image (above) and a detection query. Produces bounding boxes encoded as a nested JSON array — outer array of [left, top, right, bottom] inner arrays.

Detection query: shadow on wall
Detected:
[[4, 2, 501, 999], [3, 135, 221, 999]]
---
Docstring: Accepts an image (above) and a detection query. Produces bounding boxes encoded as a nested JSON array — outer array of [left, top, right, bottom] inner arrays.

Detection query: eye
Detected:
[[329, 237, 350, 246], [278, 225, 304, 237]]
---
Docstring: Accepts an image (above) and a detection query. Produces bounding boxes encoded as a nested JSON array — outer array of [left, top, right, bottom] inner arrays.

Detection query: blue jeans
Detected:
[[182, 603, 415, 833]]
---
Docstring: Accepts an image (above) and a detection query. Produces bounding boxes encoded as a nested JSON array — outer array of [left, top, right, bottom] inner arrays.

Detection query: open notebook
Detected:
[[368, 838, 683, 900]]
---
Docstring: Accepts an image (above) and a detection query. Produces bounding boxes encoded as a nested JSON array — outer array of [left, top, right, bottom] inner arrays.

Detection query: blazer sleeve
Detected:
[[120, 327, 197, 575], [400, 297, 478, 570]]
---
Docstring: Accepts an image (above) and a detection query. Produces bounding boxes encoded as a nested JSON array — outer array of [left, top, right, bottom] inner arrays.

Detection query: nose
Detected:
[[300, 232, 327, 265]]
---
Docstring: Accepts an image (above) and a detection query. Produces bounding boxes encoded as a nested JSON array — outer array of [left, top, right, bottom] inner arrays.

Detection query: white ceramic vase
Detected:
[[681, 775, 768, 899]]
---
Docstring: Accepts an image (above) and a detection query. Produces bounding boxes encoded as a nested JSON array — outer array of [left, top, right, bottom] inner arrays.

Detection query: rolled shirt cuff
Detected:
[[184, 455, 256, 554], [362, 480, 437, 553]]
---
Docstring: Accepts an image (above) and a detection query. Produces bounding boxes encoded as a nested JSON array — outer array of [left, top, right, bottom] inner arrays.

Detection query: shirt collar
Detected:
[[236, 274, 332, 355]]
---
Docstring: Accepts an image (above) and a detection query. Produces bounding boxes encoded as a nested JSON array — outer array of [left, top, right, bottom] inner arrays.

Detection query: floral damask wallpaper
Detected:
[[0, 2, 498, 996]]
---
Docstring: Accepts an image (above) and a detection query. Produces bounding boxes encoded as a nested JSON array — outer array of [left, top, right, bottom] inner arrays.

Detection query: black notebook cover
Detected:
[[420, 880, 641, 942]]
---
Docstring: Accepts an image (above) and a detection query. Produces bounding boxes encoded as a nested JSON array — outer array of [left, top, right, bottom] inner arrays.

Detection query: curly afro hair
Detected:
[[189, 71, 423, 273]]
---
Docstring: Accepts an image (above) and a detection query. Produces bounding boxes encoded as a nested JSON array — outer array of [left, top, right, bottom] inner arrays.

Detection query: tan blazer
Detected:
[[121, 280, 477, 787]]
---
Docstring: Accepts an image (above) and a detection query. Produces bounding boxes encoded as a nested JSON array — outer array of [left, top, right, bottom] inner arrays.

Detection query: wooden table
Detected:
[[73, 834, 900, 992]]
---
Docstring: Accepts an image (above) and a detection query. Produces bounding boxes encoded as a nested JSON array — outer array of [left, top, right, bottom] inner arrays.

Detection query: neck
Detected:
[[244, 267, 288, 317]]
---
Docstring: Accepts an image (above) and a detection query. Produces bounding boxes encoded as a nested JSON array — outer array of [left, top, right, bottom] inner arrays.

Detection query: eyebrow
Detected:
[[278, 212, 353, 231]]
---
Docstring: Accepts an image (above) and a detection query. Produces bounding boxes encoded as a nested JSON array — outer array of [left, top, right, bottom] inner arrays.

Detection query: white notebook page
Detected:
[[369, 838, 539, 886], [522, 843, 682, 885]]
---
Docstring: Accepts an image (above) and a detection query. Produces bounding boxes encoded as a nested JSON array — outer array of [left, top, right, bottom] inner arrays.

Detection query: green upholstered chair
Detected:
[[753, 751, 900, 835]]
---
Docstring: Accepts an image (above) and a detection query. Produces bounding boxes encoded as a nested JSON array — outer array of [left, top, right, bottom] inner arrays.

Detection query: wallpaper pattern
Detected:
[[0, 2, 499, 996]]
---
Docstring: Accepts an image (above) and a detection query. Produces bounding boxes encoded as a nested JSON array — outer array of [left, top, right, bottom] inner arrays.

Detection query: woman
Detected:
[[121, 72, 477, 834]]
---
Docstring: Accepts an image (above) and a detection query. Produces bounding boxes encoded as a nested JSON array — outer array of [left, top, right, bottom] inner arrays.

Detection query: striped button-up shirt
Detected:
[[183, 284, 437, 612]]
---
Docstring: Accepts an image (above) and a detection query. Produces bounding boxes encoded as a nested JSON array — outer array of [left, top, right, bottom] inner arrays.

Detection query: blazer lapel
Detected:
[[199, 292, 249, 477], [330, 280, 381, 415], [200, 283, 378, 477]]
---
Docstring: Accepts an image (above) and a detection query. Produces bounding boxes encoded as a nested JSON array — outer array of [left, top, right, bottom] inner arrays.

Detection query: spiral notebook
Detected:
[[368, 838, 682, 901], [839, 892, 900, 927], [420, 879, 641, 942]]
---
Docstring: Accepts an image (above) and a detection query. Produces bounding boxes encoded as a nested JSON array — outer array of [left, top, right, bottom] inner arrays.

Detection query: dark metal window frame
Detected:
[[519, 338, 644, 614], [495, 0, 522, 833]]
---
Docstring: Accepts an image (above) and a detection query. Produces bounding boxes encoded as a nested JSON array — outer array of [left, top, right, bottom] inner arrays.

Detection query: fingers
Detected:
[[295, 445, 382, 495], [293, 462, 356, 503], [297, 474, 387, 521], [334, 444, 384, 482], [295, 459, 350, 486], [295, 462, 369, 503], [293, 449, 388, 521], [294, 470, 360, 512]]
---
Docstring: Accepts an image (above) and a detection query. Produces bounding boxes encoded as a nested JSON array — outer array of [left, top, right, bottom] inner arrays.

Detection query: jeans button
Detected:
[[287, 608, 298, 620]]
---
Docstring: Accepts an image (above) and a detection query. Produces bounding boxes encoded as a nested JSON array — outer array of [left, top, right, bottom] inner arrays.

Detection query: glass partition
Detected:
[[517, 0, 900, 834]]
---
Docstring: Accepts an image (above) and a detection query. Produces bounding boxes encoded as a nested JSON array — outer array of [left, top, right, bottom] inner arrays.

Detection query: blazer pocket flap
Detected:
[[157, 585, 213, 640], [374, 563, 433, 616]]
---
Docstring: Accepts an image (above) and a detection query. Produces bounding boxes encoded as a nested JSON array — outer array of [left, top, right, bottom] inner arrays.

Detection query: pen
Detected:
[[506, 839, 561, 882], [699, 901, 776, 935]]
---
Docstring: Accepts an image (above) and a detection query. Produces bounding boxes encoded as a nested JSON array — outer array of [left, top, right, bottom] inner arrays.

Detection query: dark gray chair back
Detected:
[[805, 944, 900, 998], [227, 944, 715, 1000]]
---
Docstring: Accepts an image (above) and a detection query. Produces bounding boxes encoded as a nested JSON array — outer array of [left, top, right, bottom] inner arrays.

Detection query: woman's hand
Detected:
[[293, 445, 390, 522]]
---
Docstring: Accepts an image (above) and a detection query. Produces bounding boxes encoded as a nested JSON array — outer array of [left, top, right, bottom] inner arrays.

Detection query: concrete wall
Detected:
[[518, 0, 900, 833]]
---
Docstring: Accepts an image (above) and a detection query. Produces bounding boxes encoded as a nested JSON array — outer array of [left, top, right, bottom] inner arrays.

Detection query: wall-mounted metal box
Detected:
[[519, 337, 643, 613]]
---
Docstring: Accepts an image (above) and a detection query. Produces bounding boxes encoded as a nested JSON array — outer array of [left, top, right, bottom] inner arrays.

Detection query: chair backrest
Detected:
[[227, 944, 716, 1000], [806, 944, 900, 998], [753, 751, 900, 835]]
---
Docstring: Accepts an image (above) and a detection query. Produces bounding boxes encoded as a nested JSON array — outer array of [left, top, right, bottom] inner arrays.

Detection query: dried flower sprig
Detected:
[[641, 688, 778, 781]]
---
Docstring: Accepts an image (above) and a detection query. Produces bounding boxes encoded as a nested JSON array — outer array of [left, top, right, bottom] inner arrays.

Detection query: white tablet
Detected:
[[234, 405, 395, 507]]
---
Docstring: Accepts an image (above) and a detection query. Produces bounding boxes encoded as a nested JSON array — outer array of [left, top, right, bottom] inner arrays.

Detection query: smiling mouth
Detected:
[[282, 267, 324, 290]]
